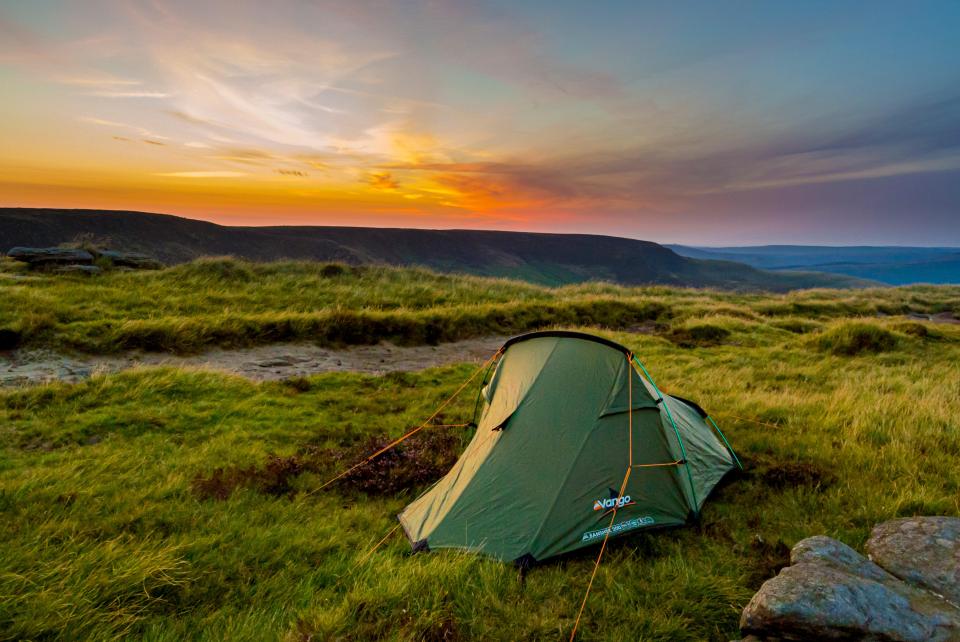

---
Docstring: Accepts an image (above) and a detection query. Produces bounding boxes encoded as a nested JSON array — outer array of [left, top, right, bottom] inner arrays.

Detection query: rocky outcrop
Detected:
[[867, 517, 960, 606], [740, 518, 960, 641], [6, 247, 162, 272], [7, 247, 93, 266], [96, 250, 162, 270], [52, 265, 101, 275]]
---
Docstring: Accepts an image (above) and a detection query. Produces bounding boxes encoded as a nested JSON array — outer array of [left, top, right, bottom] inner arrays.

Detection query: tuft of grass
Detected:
[[769, 317, 822, 334], [668, 322, 731, 348], [168, 255, 257, 282], [814, 321, 901, 356], [893, 321, 939, 340]]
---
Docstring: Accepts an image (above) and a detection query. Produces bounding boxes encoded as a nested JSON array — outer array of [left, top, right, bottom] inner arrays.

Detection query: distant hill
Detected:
[[668, 244, 960, 285], [0, 208, 871, 291]]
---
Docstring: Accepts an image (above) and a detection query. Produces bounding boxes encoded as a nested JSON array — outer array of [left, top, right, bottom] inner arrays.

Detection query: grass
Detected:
[[0, 258, 670, 353], [814, 320, 901, 355], [1, 258, 960, 640], [1, 256, 958, 354]]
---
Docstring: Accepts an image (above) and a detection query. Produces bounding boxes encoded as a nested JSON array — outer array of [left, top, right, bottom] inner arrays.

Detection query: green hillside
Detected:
[[0, 208, 871, 290]]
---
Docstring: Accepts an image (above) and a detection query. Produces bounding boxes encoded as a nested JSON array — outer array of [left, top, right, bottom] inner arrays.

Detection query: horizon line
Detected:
[[3, 205, 959, 250]]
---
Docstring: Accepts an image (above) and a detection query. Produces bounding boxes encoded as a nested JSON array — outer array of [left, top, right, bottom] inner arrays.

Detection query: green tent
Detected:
[[398, 330, 740, 565]]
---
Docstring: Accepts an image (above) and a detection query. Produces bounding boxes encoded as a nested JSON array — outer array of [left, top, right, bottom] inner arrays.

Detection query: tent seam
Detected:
[[524, 356, 633, 559], [406, 338, 564, 552]]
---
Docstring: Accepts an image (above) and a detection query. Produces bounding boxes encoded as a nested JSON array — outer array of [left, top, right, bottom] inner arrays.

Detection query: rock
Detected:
[[867, 517, 960, 606], [790, 535, 893, 582], [94, 250, 162, 269], [740, 535, 960, 642], [52, 265, 102, 276], [6, 247, 162, 270], [7, 247, 94, 266]]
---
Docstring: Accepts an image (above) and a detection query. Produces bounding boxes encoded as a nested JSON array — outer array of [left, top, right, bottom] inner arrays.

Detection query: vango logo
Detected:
[[593, 495, 635, 511]]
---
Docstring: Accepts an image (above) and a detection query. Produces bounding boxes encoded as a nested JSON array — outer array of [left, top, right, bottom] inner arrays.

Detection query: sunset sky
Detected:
[[2, 1, 959, 245]]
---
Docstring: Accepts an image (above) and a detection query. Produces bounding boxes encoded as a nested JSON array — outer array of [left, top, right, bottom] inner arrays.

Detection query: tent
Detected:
[[398, 330, 740, 565]]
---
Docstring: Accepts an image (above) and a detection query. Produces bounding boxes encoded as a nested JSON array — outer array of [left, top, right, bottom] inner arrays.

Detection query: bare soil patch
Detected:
[[747, 454, 836, 491], [0, 336, 506, 387], [191, 429, 463, 501], [905, 311, 960, 324]]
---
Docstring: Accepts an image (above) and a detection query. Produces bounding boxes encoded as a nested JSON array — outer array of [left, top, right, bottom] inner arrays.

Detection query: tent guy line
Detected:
[[305, 348, 502, 496]]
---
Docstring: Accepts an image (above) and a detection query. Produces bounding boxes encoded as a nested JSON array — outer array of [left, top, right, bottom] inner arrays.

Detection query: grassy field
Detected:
[[0, 256, 956, 354], [1, 259, 959, 640]]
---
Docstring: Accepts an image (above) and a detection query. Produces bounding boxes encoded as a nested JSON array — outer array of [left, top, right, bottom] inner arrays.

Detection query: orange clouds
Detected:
[[429, 172, 545, 211], [367, 172, 400, 190]]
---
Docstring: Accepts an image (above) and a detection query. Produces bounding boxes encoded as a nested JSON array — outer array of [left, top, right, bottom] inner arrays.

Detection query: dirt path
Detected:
[[0, 337, 507, 387], [904, 311, 960, 324]]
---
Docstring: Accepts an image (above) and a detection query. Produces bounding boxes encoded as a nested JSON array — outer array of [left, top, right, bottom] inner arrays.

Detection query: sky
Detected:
[[1, 0, 959, 245]]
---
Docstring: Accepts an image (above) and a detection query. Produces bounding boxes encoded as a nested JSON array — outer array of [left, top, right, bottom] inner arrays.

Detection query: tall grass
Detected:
[[1, 257, 957, 354]]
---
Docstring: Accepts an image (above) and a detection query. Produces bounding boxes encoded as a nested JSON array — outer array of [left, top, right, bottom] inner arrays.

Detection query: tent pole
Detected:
[[630, 354, 700, 515], [469, 350, 501, 427], [707, 415, 742, 470], [627, 354, 633, 468]]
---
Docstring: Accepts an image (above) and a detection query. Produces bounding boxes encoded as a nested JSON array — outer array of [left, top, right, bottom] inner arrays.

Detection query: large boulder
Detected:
[[7, 247, 94, 266], [867, 517, 960, 606], [740, 535, 960, 641], [95, 250, 162, 269], [52, 264, 101, 276], [6, 247, 162, 271]]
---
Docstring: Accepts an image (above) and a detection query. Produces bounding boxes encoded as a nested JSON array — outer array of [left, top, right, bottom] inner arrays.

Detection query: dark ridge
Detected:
[[0, 208, 873, 291]]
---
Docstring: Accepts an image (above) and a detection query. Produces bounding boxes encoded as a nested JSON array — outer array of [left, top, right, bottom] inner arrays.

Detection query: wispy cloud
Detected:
[[59, 76, 143, 87], [85, 90, 170, 98], [80, 116, 170, 140]]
